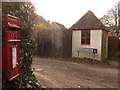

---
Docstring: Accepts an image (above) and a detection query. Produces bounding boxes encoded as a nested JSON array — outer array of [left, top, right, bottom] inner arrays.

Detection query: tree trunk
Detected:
[[118, 2, 120, 37]]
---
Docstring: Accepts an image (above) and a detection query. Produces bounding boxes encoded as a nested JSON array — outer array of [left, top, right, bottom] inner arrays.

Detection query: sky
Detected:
[[32, 0, 119, 28]]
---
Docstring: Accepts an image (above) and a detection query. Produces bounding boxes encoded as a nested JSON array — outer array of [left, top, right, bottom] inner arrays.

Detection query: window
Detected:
[[81, 30, 91, 45]]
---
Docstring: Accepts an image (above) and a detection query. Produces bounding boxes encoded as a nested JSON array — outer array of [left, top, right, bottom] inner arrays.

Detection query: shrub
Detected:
[[108, 34, 120, 60]]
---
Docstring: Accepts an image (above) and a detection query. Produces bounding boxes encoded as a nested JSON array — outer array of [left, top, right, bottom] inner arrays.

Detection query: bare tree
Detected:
[[118, 1, 120, 37], [100, 1, 120, 37]]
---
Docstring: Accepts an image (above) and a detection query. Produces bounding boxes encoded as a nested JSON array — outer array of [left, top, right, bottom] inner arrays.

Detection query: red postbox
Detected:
[[2, 14, 21, 81]]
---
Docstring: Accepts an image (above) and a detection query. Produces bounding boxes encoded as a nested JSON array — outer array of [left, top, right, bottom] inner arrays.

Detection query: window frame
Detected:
[[81, 30, 91, 45]]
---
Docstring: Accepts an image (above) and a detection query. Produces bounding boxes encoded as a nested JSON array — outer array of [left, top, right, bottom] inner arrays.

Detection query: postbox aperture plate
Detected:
[[12, 47, 17, 68]]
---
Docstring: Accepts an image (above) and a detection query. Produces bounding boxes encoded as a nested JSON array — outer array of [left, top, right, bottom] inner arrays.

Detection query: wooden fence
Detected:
[[34, 29, 72, 58]]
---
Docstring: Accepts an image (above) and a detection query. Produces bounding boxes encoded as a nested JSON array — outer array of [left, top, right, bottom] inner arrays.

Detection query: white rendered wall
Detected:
[[72, 30, 102, 61]]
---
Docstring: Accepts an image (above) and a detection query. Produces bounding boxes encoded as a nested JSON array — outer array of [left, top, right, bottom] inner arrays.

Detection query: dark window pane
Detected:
[[81, 30, 91, 44], [86, 38, 90, 44], [81, 39, 85, 44]]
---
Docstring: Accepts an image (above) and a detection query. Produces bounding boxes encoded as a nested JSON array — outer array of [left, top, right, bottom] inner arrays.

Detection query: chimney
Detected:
[[47, 20, 50, 25]]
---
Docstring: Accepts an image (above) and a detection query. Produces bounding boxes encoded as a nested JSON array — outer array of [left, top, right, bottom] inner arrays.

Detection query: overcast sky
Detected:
[[32, 0, 119, 28]]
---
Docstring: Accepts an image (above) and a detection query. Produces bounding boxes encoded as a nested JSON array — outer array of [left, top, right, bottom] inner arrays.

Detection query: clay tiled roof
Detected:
[[54, 22, 67, 30], [50, 21, 67, 30], [70, 10, 106, 29]]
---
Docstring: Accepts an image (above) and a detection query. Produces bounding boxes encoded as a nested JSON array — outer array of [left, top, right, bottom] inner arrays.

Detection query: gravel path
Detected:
[[32, 57, 118, 88]]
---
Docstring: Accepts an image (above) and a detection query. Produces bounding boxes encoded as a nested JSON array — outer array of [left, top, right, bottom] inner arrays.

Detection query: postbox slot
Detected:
[[10, 27, 18, 30]]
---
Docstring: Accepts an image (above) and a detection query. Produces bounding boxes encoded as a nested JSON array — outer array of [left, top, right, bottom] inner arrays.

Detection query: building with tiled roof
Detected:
[[50, 21, 67, 30], [71, 10, 108, 61]]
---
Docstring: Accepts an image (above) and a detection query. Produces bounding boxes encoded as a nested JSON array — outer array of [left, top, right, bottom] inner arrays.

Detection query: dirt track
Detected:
[[32, 57, 118, 88]]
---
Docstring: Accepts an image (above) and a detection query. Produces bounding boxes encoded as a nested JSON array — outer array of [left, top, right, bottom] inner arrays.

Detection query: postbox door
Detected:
[[2, 31, 20, 81]]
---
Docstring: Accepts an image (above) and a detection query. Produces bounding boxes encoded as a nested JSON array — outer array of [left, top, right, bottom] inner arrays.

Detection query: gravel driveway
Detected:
[[32, 57, 118, 88]]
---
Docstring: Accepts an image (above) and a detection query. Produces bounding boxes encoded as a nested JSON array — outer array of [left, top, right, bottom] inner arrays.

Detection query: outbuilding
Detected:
[[70, 10, 108, 61]]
